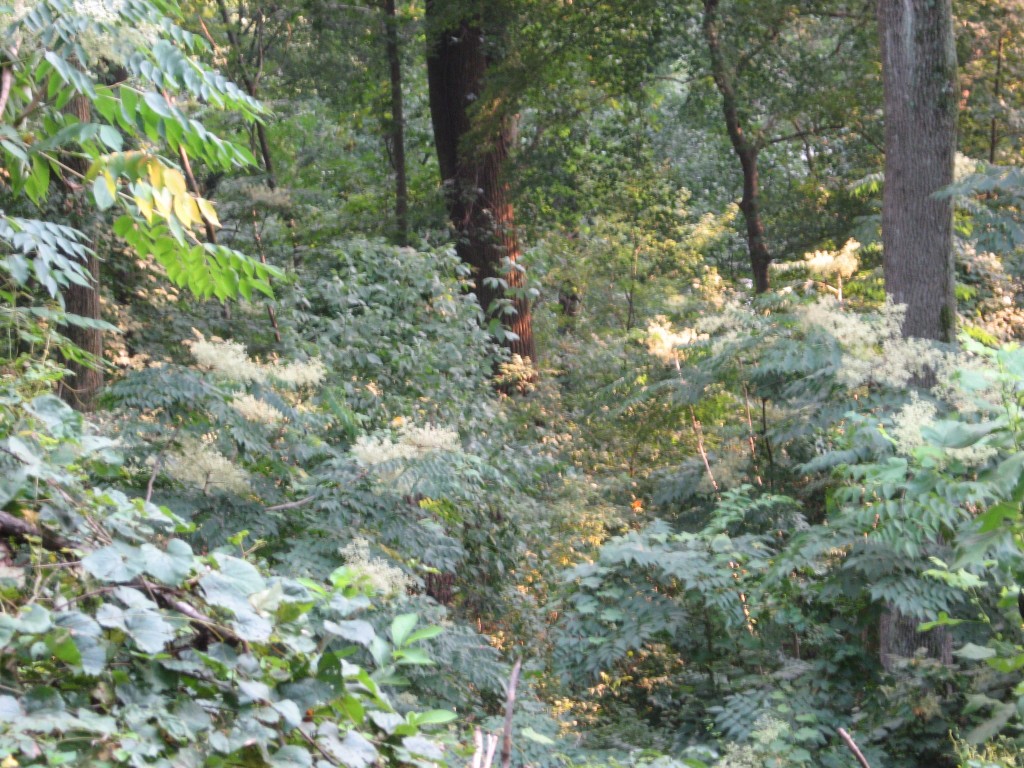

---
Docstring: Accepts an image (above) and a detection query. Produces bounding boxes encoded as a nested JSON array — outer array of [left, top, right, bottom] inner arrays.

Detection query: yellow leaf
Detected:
[[173, 193, 194, 228], [163, 167, 187, 197], [135, 195, 154, 223], [154, 186, 172, 218], [196, 197, 221, 228], [147, 159, 162, 190]]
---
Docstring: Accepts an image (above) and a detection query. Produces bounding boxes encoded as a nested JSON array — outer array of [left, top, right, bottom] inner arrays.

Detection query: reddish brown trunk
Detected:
[[57, 93, 103, 411], [425, 1, 536, 364]]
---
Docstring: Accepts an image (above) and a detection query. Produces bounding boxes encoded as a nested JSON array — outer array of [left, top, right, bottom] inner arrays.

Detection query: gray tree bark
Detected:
[[879, 0, 958, 342], [877, 0, 958, 671]]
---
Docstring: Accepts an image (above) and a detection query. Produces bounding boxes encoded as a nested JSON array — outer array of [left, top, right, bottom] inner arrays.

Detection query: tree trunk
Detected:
[[384, 0, 409, 246], [703, 0, 771, 293], [877, 0, 958, 670], [425, 0, 536, 365], [879, 0, 957, 343], [57, 93, 103, 412]]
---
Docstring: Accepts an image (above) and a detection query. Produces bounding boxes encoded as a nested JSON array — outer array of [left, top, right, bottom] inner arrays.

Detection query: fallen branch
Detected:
[[837, 727, 871, 768], [0, 510, 75, 553]]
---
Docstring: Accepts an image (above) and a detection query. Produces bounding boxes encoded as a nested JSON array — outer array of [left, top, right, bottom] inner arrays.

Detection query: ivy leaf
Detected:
[[55, 611, 106, 675], [213, 554, 267, 595], [0, 695, 24, 722], [82, 541, 147, 583], [124, 609, 175, 653], [317, 724, 377, 768], [272, 700, 303, 729], [269, 746, 313, 768], [18, 604, 52, 633], [141, 539, 194, 585]]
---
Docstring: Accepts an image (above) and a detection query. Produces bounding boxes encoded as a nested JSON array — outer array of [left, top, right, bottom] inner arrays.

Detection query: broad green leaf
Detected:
[[93, 173, 116, 210], [521, 727, 555, 745], [323, 619, 375, 647], [390, 613, 418, 647], [954, 643, 997, 661], [411, 710, 457, 726]]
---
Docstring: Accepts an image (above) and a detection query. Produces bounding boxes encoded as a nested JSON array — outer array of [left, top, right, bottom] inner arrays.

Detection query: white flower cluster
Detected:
[[187, 333, 326, 388], [339, 538, 412, 598], [889, 394, 937, 456], [161, 435, 250, 495], [231, 394, 285, 424], [351, 424, 460, 467], [646, 316, 708, 364], [804, 238, 860, 280], [954, 152, 978, 182], [798, 299, 950, 389]]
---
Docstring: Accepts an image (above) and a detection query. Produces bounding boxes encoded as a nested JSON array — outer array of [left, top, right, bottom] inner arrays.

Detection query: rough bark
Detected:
[[384, 0, 409, 246], [879, 0, 958, 343], [57, 93, 103, 412], [703, 0, 771, 293], [425, 0, 536, 365], [877, 0, 958, 670]]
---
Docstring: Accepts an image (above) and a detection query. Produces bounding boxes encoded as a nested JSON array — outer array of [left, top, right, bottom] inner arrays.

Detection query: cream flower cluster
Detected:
[[161, 435, 249, 495], [231, 393, 285, 424], [798, 299, 950, 389], [804, 238, 860, 280], [187, 333, 326, 388], [890, 395, 937, 456], [339, 538, 412, 598], [646, 316, 708, 364], [351, 424, 460, 467]]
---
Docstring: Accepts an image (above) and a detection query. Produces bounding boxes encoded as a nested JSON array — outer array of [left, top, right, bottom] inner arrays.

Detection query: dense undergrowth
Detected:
[[5, 1, 1024, 768]]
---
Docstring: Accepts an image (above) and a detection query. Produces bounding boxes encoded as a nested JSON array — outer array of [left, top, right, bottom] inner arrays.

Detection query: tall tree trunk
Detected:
[[703, 0, 771, 293], [57, 92, 103, 411], [425, 0, 536, 365], [879, 0, 957, 343], [384, 0, 409, 246], [877, 0, 958, 671]]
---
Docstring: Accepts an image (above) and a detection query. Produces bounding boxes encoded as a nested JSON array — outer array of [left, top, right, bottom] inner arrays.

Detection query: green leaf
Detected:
[[954, 643, 997, 661], [411, 710, 457, 726], [403, 625, 444, 645], [390, 613, 418, 647], [521, 726, 555, 745], [323, 619, 376, 647], [93, 174, 116, 210]]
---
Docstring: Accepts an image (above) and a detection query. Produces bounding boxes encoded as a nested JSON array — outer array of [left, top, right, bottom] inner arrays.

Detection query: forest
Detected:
[[4, 0, 1024, 765]]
